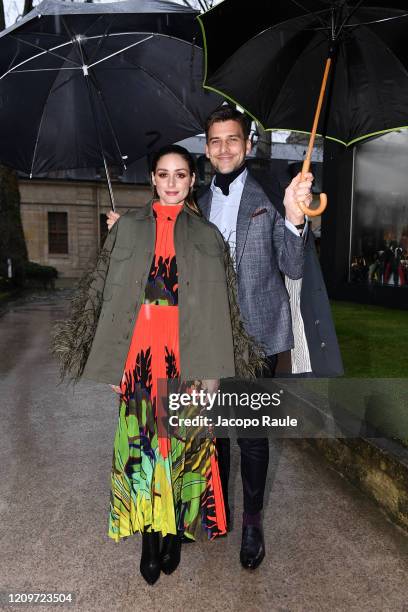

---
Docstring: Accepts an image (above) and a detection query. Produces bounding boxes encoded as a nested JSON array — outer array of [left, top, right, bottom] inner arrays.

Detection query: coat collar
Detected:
[[197, 185, 211, 219], [135, 198, 200, 219]]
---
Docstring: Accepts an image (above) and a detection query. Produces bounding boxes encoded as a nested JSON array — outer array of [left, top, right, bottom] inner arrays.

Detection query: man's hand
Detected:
[[283, 172, 313, 225], [106, 210, 121, 231]]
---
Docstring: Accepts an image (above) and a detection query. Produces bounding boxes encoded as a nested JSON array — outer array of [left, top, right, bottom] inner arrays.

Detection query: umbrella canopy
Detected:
[[0, 0, 221, 176], [198, 0, 408, 146]]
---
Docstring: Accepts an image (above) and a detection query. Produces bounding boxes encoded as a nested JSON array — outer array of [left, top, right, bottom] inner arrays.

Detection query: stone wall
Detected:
[[19, 179, 150, 282], [302, 437, 408, 531]]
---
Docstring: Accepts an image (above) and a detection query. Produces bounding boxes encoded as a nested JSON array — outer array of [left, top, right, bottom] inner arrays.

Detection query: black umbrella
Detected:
[[198, 0, 408, 216], [0, 0, 221, 209]]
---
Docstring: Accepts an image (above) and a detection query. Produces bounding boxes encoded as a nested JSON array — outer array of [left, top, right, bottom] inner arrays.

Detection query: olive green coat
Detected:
[[52, 200, 262, 386]]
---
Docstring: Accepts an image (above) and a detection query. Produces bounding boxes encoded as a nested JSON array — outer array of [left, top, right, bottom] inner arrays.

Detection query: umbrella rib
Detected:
[[341, 13, 408, 28], [28, 40, 85, 175], [76, 33, 127, 169], [311, 12, 408, 31], [84, 31, 197, 47], [267, 35, 329, 127], [124, 61, 202, 130], [288, 0, 328, 30], [1, 32, 195, 80], [336, 0, 365, 39], [11, 67, 82, 73], [88, 35, 154, 69], [8, 35, 81, 66], [82, 15, 138, 66], [81, 14, 110, 40], [75, 33, 120, 209], [85, 19, 113, 66], [88, 71, 128, 169], [0, 39, 80, 80], [29, 66, 70, 178]]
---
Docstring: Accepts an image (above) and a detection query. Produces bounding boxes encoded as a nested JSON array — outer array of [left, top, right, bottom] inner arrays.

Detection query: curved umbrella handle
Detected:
[[297, 159, 328, 217], [297, 191, 328, 217]]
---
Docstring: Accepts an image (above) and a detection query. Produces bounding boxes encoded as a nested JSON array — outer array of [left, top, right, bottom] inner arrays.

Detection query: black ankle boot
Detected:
[[160, 533, 182, 575], [140, 531, 161, 585]]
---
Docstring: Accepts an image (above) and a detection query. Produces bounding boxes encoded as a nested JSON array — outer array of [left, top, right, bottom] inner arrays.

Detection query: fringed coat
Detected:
[[52, 200, 263, 386]]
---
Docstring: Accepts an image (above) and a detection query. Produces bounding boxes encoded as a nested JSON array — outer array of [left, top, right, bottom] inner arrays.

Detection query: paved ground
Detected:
[[1, 291, 408, 612]]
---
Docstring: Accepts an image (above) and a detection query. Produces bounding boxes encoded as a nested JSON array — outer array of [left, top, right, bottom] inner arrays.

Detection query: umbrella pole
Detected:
[[298, 56, 332, 217], [85, 80, 117, 212], [99, 145, 116, 213], [76, 37, 117, 212]]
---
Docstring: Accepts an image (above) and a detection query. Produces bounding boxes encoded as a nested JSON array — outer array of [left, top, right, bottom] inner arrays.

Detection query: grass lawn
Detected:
[[310, 302, 408, 446], [331, 301, 408, 378]]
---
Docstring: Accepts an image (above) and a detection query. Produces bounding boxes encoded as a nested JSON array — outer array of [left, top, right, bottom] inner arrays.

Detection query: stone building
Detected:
[[19, 178, 151, 286], [17, 132, 323, 288]]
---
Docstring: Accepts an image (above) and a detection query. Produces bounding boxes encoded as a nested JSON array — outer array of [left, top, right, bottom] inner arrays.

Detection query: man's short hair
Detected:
[[205, 105, 251, 141]]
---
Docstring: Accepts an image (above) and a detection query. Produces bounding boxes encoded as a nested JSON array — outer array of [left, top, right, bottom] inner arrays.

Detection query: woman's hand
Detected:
[[109, 384, 122, 394], [201, 379, 220, 394], [106, 210, 121, 231]]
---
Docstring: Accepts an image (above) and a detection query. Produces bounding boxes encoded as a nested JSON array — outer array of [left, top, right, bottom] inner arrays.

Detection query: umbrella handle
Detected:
[[296, 55, 332, 218], [297, 158, 328, 217], [297, 192, 328, 217], [297, 193, 327, 217]]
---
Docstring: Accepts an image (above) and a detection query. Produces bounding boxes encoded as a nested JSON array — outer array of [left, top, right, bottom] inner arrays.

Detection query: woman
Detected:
[[52, 145, 262, 585]]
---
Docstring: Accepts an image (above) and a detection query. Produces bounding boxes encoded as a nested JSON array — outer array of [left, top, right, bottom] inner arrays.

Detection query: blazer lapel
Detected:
[[236, 173, 262, 270]]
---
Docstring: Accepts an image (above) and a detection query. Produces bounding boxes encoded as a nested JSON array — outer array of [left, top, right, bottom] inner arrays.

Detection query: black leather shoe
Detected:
[[160, 533, 182, 574], [140, 531, 161, 585], [240, 525, 265, 570]]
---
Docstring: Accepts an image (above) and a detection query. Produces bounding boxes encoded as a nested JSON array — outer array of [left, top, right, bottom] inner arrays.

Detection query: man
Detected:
[[106, 105, 328, 571], [199, 105, 311, 571]]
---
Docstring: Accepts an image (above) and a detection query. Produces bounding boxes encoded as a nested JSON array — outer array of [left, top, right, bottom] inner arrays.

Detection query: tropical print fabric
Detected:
[[108, 202, 226, 542]]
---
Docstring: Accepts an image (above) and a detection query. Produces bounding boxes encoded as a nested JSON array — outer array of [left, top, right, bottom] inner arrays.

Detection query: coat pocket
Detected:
[[251, 207, 267, 218], [110, 244, 134, 262]]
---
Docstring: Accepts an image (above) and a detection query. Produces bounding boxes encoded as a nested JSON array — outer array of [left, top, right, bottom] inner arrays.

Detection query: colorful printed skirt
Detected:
[[108, 304, 226, 542]]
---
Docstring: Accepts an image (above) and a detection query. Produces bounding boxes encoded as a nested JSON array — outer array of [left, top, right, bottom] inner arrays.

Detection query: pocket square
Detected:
[[252, 208, 267, 218]]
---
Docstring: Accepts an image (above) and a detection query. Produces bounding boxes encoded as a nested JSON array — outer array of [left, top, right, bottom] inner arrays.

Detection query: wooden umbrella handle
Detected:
[[298, 158, 328, 217], [297, 192, 327, 217], [297, 57, 332, 218]]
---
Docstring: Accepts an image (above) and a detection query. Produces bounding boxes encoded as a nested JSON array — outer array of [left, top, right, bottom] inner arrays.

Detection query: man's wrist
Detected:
[[285, 215, 305, 226]]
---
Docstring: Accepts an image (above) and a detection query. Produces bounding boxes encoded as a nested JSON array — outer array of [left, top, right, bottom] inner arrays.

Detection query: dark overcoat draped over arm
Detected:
[[246, 165, 343, 377], [198, 165, 343, 378]]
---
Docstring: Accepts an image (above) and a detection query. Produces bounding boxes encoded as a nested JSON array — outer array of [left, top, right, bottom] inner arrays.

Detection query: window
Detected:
[[48, 212, 68, 254], [350, 132, 408, 288]]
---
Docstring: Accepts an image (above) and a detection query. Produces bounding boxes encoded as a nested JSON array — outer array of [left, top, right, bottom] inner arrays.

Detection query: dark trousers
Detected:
[[216, 354, 278, 516]]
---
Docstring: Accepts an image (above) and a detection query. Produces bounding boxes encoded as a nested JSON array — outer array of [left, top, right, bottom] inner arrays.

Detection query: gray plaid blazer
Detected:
[[199, 171, 306, 356]]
